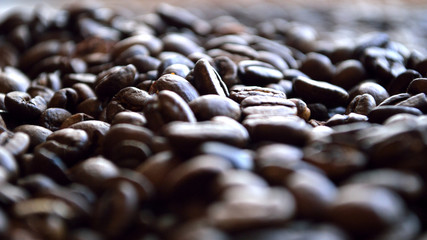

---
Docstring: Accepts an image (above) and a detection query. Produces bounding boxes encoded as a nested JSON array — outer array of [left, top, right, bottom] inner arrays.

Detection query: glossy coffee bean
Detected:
[[229, 86, 287, 103], [345, 94, 376, 115], [193, 59, 229, 96], [5, 91, 47, 119], [189, 95, 241, 121], [149, 73, 199, 103], [94, 64, 137, 100], [349, 81, 389, 105], [299, 52, 335, 82]]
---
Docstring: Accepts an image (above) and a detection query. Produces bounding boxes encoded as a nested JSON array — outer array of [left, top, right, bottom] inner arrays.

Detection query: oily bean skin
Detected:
[[189, 95, 241, 121], [14, 125, 52, 149], [5, 91, 47, 119], [300, 52, 335, 82], [348, 82, 389, 105], [149, 74, 200, 103], [94, 64, 137, 100], [193, 59, 229, 97], [293, 76, 348, 107], [39, 108, 72, 131], [345, 94, 377, 115], [368, 106, 422, 123]]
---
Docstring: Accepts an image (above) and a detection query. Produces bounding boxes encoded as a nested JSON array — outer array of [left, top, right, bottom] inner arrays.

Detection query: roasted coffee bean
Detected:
[[149, 73, 199, 103], [242, 105, 297, 118], [257, 50, 289, 72], [189, 94, 241, 121], [14, 125, 52, 149], [326, 113, 368, 126], [76, 97, 103, 119], [126, 55, 161, 73], [229, 86, 287, 103], [111, 111, 146, 127], [285, 169, 337, 219], [354, 32, 390, 58], [3, 131, 30, 157], [214, 56, 238, 88], [47, 87, 79, 112], [368, 105, 422, 123], [0, 146, 18, 180], [307, 103, 329, 121], [243, 115, 312, 146], [378, 93, 411, 106], [238, 60, 284, 86], [303, 143, 367, 180], [39, 108, 72, 131], [5, 91, 47, 119], [19, 40, 63, 71], [94, 64, 137, 100], [105, 87, 150, 122], [388, 70, 422, 95], [144, 90, 196, 131], [163, 116, 249, 152], [26, 85, 55, 103], [162, 33, 203, 56], [329, 184, 406, 237], [0, 66, 30, 93], [396, 93, 427, 113], [197, 142, 254, 170], [69, 120, 111, 147], [157, 53, 195, 77], [288, 98, 311, 121], [30, 148, 69, 184], [346, 93, 376, 115], [293, 76, 348, 107], [208, 186, 295, 231], [60, 113, 94, 129], [407, 78, 427, 95], [160, 63, 191, 78], [112, 34, 162, 58], [93, 181, 138, 237], [193, 59, 229, 96], [63, 73, 97, 88], [68, 156, 119, 191], [72, 83, 96, 102], [299, 52, 334, 82], [331, 59, 366, 90], [17, 174, 58, 195], [348, 81, 389, 105], [115, 45, 149, 65]]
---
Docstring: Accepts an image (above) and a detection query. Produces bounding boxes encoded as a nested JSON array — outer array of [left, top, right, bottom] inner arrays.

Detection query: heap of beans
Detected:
[[0, 2, 427, 240]]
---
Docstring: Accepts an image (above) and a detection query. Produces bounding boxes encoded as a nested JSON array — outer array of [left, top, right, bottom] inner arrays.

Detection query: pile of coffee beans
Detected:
[[1, 2, 427, 240]]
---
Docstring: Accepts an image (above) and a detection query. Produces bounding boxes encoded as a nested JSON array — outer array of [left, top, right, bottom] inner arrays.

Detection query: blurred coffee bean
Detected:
[[0, 146, 18, 180], [293, 76, 348, 107], [299, 52, 335, 82], [111, 111, 146, 127], [149, 74, 199, 103], [60, 113, 94, 129], [307, 103, 329, 121], [189, 95, 241, 121], [214, 56, 239, 88], [396, 93, 427, 113], [26, 85, 55, 103], [197, 141, 253, 170], [329, 184, 406, 237], [378, 93, 411, 106], [238, 60, 284, 86], [229, 85, 287, 103], [112, 34, 162, 58], [162, 33, 203, 56], [368, 105, 422, 123], [39, 108, 72, 131], [63, 73, 97, 88], [47, 87, 79, 112], [407, 78, 427, 95], [331, 59, 366, 90], [161, 63, 190, 78], [14, 124, 52, 149], [17, 174, 58, 195], [76, 97, 103, 119], [3, 131, 30, 157], [0, 66, 30, 93], [388, 70, 422, 95]]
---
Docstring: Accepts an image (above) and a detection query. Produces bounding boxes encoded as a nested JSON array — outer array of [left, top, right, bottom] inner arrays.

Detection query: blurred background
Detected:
[[1, 0, 427, 52]]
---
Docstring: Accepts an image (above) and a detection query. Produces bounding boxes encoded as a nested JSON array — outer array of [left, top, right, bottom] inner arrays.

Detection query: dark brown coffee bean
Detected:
[[94, 64, 137, 100], [288, 98, 311, 121], [47, 87, 79, 112], [19, 40, 63, 71], [214, 56, 239, 88], [157, 53, 195, 76], [243, 115, 312, 146], [105, 87, 150, 122], [285, 170, 337, 219], [371, 213, 420, 240], [329, 184, 405, 236], [0, 66, 30, 93], [193, 59, 229, 96], [160, 63, 191, 78], [115, 45, 149, 65], [349, 81, 389, 105], [76, 97, 103, 119], [126, 55, 161, 73], [257, 51, 289, 72], [39, 108, 72, 131], [197, 141, 254, 170], [63, 73, 97, 88], [242, 105, 297, 118], [299, 53, 335, 82], [414, 59, 427, 76], [368, 105, 422, 123], [14, 124, 52, 149], [346, 93, 377, 115], [293, 76, 348, 107], [30, 147, 69, 184], [162, 33, 203, 56], [103, 123, 153, 166], [3, 131, 30, 157], [0, 146, 18, 180], [331, 59, 366, 90], [68, 120, 111, 147], [326, 113, 368, 127], [407, 78, 427, 95], [112, 34, 162, 58], [60, 113, 94, 129], [111, 111, 146, 127], [388, 70, 422, 95], [213, 169, 267, 197], [93, 181, 138, 237], [26, 85, 55, 103], [378, 93, 411, 106], [72, 83, 96, 102], [189, 95, 241, 121], [149, 74, 199, 103], [17, 174, 58, 195], [5, 91, 47, 119], [238, 60, 284, 86], [144, 90, 196, 132], [163, 116, 249, 152], [229, 85, 287, 103], [396, 93, 427, 113], [307, 103, 329, 121], [303, 143, 367, 180], [345, 169, 423, 201], [68, 156, 119, 190], [170, 221, 229, 240], [208, 186, 295, 231], [354, 32, 390, 58]]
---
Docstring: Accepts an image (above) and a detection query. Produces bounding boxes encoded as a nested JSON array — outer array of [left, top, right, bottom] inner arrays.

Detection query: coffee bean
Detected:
[[60, 113, 94, 129], [72, 83, 96, 102], [368, 105, 422, 123], [162, 33, 203, 56], [144, 90, 196, 131], [238, 60, 284, 86], [160, 63, 191, 78], [3, 131, 30, 157], [189, 95, 241, 121], [407, 78, 427, 95], [64, 73, 97, 88], [111, 111, 146, 127], [0, 66, 30, 93], [112, 34, 162, 58], [329, 184, 405, 236], [17, 174, 58, 195], [197, 141, 254, 170], [94, 64, 137, 100], [115, 45, 149, 65], [396, 93, 427, 113], [214, 56, 238, 88], [68, 120, 111, 147], [0, 146, 18, 180], [349, 81, 389, 105], [5, 91, 47, 119], [229, 86, 287, 103], [387, 70, 422, 95], [346, 94, 376, 115], [378, 93, 411, 106], [193, 59, 229, 96], [126, 55, 161, 74], [26, 85, 55, 103], [331, 59, 366, 90], [299, 53, 335, 82], [149, 74, 199, 103], [39, 108, 72, 131], [257, 51, 289, 72], [47, 87, 79, 112], [293, 76, 348, 107], [14, 124, 52, 149]]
